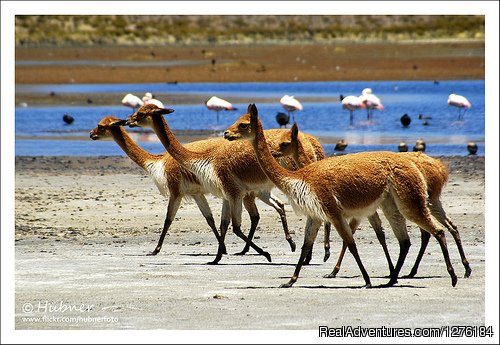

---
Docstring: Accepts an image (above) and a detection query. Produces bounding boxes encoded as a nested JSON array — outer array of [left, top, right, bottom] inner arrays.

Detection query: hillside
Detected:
[[15, 15, 485, 46]]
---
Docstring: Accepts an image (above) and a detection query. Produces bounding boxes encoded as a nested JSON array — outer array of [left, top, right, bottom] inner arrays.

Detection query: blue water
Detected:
[[15, 140, 484, 157], [15, 80, 485, 156]]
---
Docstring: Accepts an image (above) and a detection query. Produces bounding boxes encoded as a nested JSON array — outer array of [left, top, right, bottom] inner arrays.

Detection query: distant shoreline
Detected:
[[14, 131, 486, 145], [15, 155, 485, 177], [15, 41, 484, 85]]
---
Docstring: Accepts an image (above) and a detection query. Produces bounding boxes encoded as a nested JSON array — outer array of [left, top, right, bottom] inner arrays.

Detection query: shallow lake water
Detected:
[[15, 80, 485, 156]]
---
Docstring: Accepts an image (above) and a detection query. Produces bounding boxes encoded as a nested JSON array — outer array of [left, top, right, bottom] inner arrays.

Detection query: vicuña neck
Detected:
[[111, 127, 156, 168], [252, 119, 296, 191], [150, 115, 205, 165], [293, 137, 314, 168]]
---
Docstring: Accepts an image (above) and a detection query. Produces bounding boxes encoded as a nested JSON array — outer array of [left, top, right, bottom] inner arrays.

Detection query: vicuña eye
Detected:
[[239, 123, 249, 129]]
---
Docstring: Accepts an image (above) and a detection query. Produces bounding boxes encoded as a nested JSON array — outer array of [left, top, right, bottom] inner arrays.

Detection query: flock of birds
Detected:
[[120, 89, 472, 128], [117, 89, 475, 155], [341, 89, 471, 127], [341, 88, 385, 126], [121, 92, 164, 112]]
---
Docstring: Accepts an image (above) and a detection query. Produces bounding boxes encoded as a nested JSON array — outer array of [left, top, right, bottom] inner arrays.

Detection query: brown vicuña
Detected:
[[90, 115, 274, 259], [269, 124, 394, 273], [224, 104, 458, 288], [271, 123, 471, 279], [125, 104, 297, 264], [266, 128, 334, 264]]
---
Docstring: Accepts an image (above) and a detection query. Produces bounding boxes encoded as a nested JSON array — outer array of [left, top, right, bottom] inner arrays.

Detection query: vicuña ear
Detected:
[[249, 104, 258, 122], [110, 119, 128, 127], [153, 108, 175, 115], [291, 123, 299, 141]]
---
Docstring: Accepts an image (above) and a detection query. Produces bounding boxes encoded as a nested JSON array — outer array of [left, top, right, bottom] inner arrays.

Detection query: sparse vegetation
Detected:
[[15, 15, 484, 47]]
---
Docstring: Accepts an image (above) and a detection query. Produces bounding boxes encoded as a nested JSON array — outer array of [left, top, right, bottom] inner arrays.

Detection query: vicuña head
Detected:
[[90, 116, 128, 140], [267, 123, 300, 158], [223, 104, 257, 141], [126, 104, 175, 128]]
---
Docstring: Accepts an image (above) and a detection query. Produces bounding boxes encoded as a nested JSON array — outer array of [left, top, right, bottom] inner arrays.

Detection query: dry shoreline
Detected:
[[14, 155, 485, 177], [14, 155, 486, 331], [16, 42, 484, 84]]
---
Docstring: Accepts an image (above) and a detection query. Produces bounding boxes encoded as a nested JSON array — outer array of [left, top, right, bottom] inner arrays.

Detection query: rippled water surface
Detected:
[[15, 80, 485, 156]]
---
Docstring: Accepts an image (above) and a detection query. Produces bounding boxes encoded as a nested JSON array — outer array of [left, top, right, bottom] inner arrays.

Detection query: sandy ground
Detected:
[[13, 155, 487, 333]]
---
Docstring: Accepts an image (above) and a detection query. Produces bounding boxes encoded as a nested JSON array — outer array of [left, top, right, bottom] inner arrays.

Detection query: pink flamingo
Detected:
[[341, 95, 366, 126], [121, 93, 144, 113], [448, 93, 471, 119], [205, 96, 236, 125], [142, 92, 164, 108], [359, 88, 384, 120], [280, 95, 303, 122]]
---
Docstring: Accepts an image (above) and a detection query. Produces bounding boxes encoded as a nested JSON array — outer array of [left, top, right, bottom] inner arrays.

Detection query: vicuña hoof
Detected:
[[401, 270, 417, 279], [323, 272, 337, 279], [380, 279, 398, 288], [207, 256, 222, 265], [279, 281, 294, 288], [323, 267, 339, 279]]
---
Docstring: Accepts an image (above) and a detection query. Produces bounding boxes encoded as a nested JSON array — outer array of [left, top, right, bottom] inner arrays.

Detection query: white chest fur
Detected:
[[145, 160, 169, 196]]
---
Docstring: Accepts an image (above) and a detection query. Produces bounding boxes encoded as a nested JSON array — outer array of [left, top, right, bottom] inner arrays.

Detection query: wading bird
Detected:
[[280, 95, 303, 122], [275, 112, 290, 128], [359, 88, 384, 120], [206, 96, 236, 125], [400, 114, 411, 127], [142, 92, 164, 108], [448, 93, 471, 120], [121, 93, 144, 113], [341, 95, 366, 126]]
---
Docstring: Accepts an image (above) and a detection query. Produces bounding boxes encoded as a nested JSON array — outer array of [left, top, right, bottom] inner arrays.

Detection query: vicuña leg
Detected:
[[323, 218, 360, 278], [380, 196, 411, 287], [430, 199, 471, 278], [192, 195, 226, 255], [369, 212, 395, 277], [323, 222, 332, 262], [404, 229, 430, 278], [434, 229, 458, 286], [236, 193, 260, 255], [329, 216, 372, 288], [304, 222, 332, 265], [280, 217, 322, 288], [323, 212, 395, 279], [209, 200, 231, 265], [229, 196, 272, 262], [148, 195, 182, 256], [392, 182, 458, 287], [258, 191, 296, 252]]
